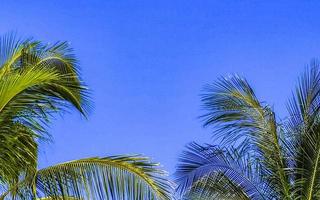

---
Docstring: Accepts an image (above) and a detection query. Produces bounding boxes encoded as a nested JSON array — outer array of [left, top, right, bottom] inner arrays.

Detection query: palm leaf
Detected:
[[0, 123, 37, 194], [200, 75, 291, 198], [175, 142, 268, 199], [185, 173, 250, 200], [287, 61, 320, 199], [0, 33, 89, 195], [34, 156, 173, 200]]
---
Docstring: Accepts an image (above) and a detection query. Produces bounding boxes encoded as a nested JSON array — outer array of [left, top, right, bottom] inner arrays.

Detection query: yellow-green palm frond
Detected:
[[0, 123, 37, 193], [34, 155, 173, 200], [0, 33, 90, 195], [0, 33, 90, 116]]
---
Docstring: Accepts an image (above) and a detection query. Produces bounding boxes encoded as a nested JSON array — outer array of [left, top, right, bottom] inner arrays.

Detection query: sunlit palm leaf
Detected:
[[34, 156, 173, 200], [0, 33, 175, 200], [0, 33, 89, 195], [0, 123, 37, 195]]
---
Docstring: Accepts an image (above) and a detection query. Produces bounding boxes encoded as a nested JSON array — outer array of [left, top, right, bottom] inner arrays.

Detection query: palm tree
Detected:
[[0, 33, 173, 200], [175, 61, 320, 199]]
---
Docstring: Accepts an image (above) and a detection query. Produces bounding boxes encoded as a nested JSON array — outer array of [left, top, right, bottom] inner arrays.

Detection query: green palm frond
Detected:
[[0, 33, 89, 115], [286, 60, 320, 199], [186, 173, 250, 200], [175, 142, 268, 199], [0, 33, 174, 200], [0, 33, 90, 142], [34, 155, 173, 200], [0, 33, 89, 195], [200, 75, 291, 198], [0, 123, 37, 193]]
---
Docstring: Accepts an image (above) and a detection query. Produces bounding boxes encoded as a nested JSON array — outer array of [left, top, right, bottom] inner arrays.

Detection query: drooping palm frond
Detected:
[[1, 155, 174, 200], [30, 155, 173, 200], [0, 122, 37, 196], [185, 173, 250, 200], [175, 142, 268, 199], [200, 76, 291, 198], [0, 59, 86, 187], [286, 60, 320, 199], [0, 33, 89, 195], [0, 33, 90, 117], [0, 33, 174, 200]]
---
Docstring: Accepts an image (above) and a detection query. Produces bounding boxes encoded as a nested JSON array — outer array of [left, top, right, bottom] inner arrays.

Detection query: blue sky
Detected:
[[1, 0, 320, 174]]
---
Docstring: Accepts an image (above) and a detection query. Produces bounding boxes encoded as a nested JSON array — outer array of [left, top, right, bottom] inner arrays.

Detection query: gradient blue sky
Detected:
[[1, 1, 320, 174]]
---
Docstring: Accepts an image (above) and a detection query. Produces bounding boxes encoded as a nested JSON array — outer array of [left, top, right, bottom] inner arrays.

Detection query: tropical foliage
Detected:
[[0, 33, 173, 200], [175, 62, 320, 199]]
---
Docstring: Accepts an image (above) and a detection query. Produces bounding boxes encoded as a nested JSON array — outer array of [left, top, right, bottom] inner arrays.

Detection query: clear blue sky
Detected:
[[1, 1, 320, 174]]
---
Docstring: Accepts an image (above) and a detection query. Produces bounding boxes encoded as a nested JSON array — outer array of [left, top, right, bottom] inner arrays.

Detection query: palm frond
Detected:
[[0, 33, 90, 195], [0, 123, 37, 193], [0, 34, 89, 114], [175, 142, 268, 199], [287, 60, 320, 199], [185, 173, 250, 200], [200, 75, 291, 198], [33, 156, 173, 200]]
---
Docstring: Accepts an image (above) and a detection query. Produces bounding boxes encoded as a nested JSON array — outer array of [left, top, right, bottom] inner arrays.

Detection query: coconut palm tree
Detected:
[[0, 33, 173, 200], [175, 62, 320, 199]]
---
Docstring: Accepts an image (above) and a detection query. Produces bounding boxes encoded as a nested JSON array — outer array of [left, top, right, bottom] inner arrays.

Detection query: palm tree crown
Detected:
[[0, 33, 173, 200], [175, 61, 320, 200]]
